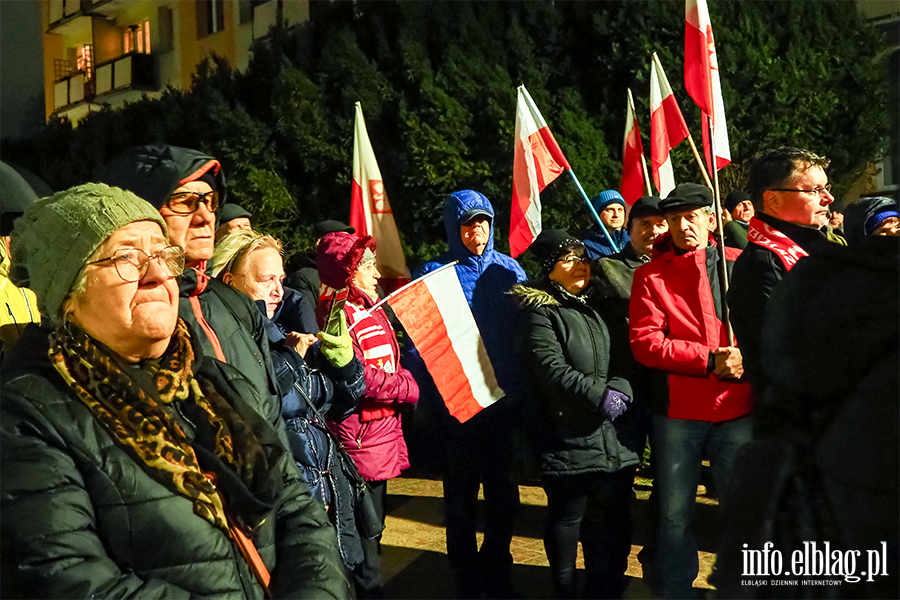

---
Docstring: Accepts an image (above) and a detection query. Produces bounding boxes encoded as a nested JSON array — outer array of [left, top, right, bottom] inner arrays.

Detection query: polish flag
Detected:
[[509, 85, 571, 258], [389, 264, 504, 423], [620, 89, 646, 205], [350, 101, 410, 293], [650, 53, 690, 198], [685, 0, 731, 172]]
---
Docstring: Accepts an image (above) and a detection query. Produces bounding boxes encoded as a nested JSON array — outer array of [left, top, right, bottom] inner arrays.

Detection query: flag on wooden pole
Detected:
[[685, 0, 731, 172], [650, 53, 691, 198], [350, 101, 410, 293], [621, 89, 647, 204], [388, 263, 504, 423], [509, 85, 571, 258]]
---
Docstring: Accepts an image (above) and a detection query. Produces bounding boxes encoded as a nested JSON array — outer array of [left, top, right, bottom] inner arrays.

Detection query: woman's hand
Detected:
[[285, 332, 317, 358]]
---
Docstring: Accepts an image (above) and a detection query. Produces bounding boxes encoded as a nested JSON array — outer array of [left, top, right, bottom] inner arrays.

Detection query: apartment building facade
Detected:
[[43, 0, 309, 124]]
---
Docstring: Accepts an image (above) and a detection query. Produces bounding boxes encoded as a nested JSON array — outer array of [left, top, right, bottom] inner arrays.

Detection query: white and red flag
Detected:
[[350, 101, 410, 293], [620, 89, 646, 205], [650, 53, 691, 197], [685, 0, 731, 172], [385, 263, 504, 423], [509, 85, 571, 258]]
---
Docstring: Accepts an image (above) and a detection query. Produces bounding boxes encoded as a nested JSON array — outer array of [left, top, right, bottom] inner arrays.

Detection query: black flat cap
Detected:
[[627, 195, 663, 231], [659, 183, 713, 213], [217, 204, 252, 226], [313, 220, 355, 239]]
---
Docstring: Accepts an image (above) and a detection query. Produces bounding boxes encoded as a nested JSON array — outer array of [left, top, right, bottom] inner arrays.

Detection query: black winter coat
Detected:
[[728, 212, 826, 389], [512, 280, 647, 477], [0, 326, 349, 599]]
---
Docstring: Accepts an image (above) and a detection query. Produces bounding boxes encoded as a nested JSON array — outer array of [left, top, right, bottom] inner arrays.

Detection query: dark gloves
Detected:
[[600, 377, 633, 421]]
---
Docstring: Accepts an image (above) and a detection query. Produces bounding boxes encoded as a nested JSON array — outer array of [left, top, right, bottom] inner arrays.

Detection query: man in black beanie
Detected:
[[721, 190, 753, 249]]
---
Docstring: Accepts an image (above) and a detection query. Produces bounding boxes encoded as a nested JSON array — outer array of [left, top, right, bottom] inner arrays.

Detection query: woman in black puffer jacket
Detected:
[[1, 184, 348, 599], [511, 229, 648, 599]]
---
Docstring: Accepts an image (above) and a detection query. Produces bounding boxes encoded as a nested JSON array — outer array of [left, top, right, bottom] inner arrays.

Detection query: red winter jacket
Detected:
[[629, 234, 752, 422]]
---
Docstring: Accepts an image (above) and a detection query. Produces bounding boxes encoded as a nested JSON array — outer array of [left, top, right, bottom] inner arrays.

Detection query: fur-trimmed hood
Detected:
[[509, 283, 560, 308]]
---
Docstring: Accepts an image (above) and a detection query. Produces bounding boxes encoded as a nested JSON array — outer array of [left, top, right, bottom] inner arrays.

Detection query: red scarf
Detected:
[[346, 289, 399, 422], [747, 217, 809, 270]]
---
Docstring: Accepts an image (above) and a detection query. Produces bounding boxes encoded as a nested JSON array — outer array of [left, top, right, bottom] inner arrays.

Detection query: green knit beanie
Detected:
[[10, 182, 168, 325]]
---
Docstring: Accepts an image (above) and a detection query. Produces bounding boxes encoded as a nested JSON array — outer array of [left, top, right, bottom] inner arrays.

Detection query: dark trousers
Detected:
[[542, 468, 636, 599], [442, 420, 520, 597], [354, 479, 387, 599]]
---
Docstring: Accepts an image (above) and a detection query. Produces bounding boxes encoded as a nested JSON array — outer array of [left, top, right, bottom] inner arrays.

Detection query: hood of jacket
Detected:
[[95, 145, 226, 210], [443, 190, 497, 261], [843, 196, 897, 246]]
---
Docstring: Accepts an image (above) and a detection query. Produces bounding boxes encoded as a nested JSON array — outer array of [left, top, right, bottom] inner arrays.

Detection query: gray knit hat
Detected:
[[10, 182, 168, 324]]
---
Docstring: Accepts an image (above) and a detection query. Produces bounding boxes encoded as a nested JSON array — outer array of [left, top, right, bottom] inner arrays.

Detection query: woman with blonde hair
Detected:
[[214, 228, 368, 573]]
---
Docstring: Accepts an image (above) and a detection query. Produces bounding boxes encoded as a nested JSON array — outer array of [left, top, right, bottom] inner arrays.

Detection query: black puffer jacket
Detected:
[[0, 326, 349, 599], [511, 279, 647, 477]]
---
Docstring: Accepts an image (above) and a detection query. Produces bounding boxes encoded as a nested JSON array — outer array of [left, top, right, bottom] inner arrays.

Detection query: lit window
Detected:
[[124, 20, 151, 54]]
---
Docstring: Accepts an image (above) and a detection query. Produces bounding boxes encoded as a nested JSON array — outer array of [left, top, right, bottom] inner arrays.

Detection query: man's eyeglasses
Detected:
[[557, 255, 590, 267], [86, 245, 186, 282], [769, 183, 832, 198], [166, 190, 220, 214]]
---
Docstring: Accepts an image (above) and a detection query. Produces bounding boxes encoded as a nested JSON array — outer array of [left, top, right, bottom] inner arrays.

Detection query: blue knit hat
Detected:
[[590, 190, 626, 213]]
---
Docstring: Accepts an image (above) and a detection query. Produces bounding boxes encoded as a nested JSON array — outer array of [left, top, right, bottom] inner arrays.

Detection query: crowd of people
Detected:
[[0, 144, 896, 600]]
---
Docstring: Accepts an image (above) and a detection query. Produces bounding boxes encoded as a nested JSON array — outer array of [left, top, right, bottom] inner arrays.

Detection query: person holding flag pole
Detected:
[[417, 189, 527, 599], [510, 85, 620, 257]]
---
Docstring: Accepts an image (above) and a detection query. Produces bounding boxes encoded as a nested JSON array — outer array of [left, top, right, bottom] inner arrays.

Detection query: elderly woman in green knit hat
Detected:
[[1, 183, 348, 599]]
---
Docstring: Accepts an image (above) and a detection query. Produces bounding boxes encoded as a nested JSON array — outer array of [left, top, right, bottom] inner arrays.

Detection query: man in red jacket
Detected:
[[629, 183, 753, 599]]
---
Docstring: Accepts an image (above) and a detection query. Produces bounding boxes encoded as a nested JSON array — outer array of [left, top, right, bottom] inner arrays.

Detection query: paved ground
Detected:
[[378, 466, 721, 599]]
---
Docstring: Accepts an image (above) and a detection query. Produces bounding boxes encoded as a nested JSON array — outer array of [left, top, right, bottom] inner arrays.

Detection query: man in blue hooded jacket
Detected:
[[416, 190, 527, 598]]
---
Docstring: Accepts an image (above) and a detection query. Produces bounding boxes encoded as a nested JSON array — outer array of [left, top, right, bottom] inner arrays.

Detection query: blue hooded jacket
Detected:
[[415, 190, 527, 395]]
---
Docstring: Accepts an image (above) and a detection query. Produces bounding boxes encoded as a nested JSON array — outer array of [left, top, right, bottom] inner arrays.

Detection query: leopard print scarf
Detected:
[[49, 319, 264, 532]]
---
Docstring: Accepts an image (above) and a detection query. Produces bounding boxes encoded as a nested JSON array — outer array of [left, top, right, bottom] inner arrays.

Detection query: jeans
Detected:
[[651, 415, 753, 599]]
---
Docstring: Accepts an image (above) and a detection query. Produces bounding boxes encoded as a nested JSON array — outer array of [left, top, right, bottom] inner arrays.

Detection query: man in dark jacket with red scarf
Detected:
[[630, 183, 753, 599], [728, 147, 836, 399]]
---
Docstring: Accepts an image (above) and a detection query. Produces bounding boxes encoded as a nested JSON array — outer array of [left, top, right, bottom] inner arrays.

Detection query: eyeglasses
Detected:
[[557, 255, 590, 267], [769, 183, 832, 198], [166, 190, 220, 214], [86, 245, 186, 282]]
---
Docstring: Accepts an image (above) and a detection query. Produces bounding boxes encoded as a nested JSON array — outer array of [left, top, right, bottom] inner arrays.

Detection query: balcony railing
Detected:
[[53, 70, 92, 111], [94, 52, 154, 97], [53, 52, 155, 113]]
